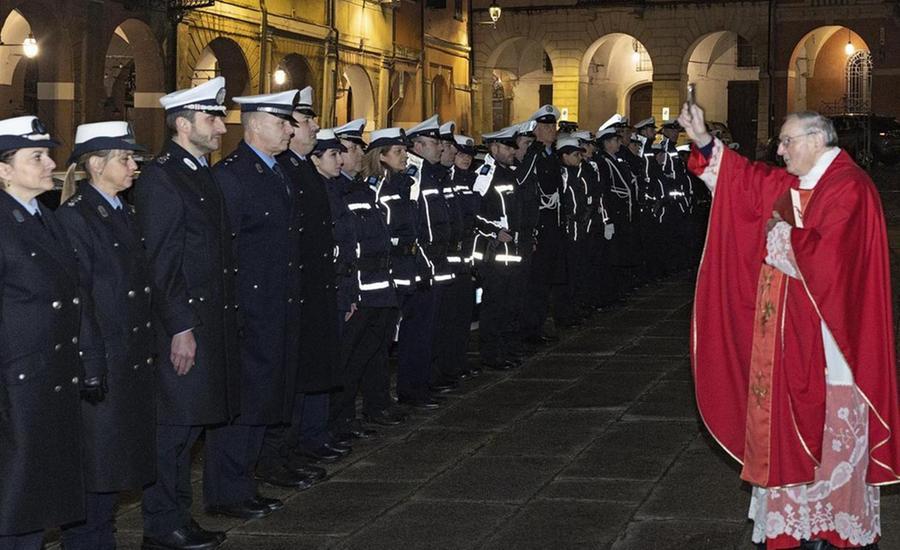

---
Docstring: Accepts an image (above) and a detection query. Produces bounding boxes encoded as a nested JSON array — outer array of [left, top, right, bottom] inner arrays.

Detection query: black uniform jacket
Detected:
[[214, 141, 302, 424], [0, 191, 86, 533], [375, 169, 423, 295], [277, 150, 338, 393], [56, 183, 156, 492], [415, 158, 454, 285], [133, 140, 241, 426]]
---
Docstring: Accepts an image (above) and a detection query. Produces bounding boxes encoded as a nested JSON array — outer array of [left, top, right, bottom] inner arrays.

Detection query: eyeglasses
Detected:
[[777, 130, 819, 147]]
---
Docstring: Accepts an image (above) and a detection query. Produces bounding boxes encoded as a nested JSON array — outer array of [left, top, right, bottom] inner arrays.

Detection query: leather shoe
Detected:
[[255, 467, 314, 489], [431, 381, 458, 394], [288, 462, 327, 481], [363, 409, 405, 426], [397, 396, 441, 410], [142, 527, 222, 550], [251, 494, 283, 511], [341, 427, 377, 439], [299, 444, 343, 463], [189, 519, 225, 545], [467, 366, 483, 377], [324, 442, 352, 456], [481, 360, 514, 371], [206, 498, 273, 520], [331, 433, 353, 448]]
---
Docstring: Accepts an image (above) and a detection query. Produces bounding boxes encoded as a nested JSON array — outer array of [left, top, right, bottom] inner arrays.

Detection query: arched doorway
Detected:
[[0, 10, 37, 117], [103, 19, 166, 151], [388, 70, 418, 128], [191, 37, 250, 160], [273, 53, 315, 93], [685, 31, 760, 155], [580, 34, 652, 131], [787, 26, 870, 115], [335, 64, 375, 128], [484, 36, 553, 130]]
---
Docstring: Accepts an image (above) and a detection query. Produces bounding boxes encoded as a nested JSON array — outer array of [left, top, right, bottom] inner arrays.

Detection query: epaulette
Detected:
[[155, 153, 170, 165], [405, 165, 418, 177], [65, 194, 83, 207], [222, 153, 240, 166]]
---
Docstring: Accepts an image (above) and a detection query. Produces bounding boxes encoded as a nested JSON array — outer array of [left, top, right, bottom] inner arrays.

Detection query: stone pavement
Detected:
[[43, 165, 900, 550], [49, 272, 900, 550]]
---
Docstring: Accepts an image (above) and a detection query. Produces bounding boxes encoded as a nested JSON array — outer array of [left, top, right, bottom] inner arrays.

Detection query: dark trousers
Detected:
[[479, 262, 521, 363], [259, 392, 330, 471], [330, 306, 397, 432], [0, 531, 43, 550], [432, 273, 474, 382], [396, 287, 436, 401], [143, 425, 203, 537], [203, 423, 266, 506], [60, 491, 118, 550]]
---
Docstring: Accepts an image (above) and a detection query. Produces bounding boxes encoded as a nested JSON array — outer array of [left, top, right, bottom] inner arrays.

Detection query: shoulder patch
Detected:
[[479, 165, 491, 175], [405, 165, 418, 177]]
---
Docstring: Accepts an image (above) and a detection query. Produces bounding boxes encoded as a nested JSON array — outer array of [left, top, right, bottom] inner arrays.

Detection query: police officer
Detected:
[[273, 87, 346, 465], [361, 127, 418, 422], [556, 134, 593, 318], [474, 125, 526, 370], [448, 134, 480, 378], [0, 116, 89, 550], [431, 121, 467, 391], [133, 77, 239, 550], [595, 119, 639, 301], [659, 121, 693, 272], [56, 121, 156, 550], [400, 115, 452, 409], [330, 120, 399, 438], [518, 105, 571, 343], [205, 89, 311, 521]]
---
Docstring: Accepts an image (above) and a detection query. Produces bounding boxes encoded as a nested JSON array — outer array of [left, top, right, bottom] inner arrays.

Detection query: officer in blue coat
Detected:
[[399, 115, 452, 410], [330, 120, 400, 439], [206, 89, 311, 521], [56, 121, 156, 550], [133, 77, 240, 550], [264, 87, 345, 468], [362, 127, 418, 424], [0, 116, 93, 550]]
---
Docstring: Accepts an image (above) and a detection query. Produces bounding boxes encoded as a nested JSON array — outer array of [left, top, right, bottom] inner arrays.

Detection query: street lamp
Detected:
[[631, 40, 641, 65], [488, 0, 501, 24], [273, 68, 287, 86], [0, 33, 39, 59], [844, 28, 855, 56]]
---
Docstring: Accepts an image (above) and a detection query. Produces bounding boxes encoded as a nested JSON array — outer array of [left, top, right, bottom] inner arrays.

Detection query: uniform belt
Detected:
[[357, 256, 390, 271], [391, 243, 419, 256]]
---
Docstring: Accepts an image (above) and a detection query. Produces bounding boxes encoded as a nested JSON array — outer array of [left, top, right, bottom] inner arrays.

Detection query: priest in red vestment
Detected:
[[678, 102, 900, 550]]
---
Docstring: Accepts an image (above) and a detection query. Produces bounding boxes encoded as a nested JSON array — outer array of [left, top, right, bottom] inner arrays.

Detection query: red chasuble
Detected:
[[689, 143, 900, 487]]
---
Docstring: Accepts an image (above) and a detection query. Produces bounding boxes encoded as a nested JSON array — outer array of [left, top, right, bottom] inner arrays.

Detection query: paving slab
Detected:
[[481, 500, 634, 550], [619, 336, 689, 357], [336, 501, 516, 550], [611, 518, 749, 549], [560, 420, 698, 480], [543, 371, 663, 409], [416, 455, 568, 502], [537, 478, 656, 503], [626, 379, 699, 420]]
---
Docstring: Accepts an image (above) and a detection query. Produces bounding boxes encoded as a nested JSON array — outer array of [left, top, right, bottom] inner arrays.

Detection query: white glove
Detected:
[[604, 224, 615, 240]]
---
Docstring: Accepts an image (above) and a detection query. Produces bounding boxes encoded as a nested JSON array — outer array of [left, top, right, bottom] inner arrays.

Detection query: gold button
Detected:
[[54, 385, 62, 392], [72, 297, 80, 305], [72, 377, 79, 384], [128, 290, 136, 298], [52, 301, 62, 310]]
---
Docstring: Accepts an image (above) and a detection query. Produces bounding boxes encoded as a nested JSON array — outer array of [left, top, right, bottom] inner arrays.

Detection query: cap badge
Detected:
[[216, 87, 227, 104]]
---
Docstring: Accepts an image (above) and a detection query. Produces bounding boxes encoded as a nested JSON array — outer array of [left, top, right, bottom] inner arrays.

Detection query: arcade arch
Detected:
[[335, 64, 375, 129], [579, 33, 653, 132], [483, 36, 553, 131], [787, 26, 870, 115]]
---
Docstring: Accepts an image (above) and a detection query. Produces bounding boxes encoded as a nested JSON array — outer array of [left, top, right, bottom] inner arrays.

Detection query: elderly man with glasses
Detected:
[[679, 102, 900, 550]]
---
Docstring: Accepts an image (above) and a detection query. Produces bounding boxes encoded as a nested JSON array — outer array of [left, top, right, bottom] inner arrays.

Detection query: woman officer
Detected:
[[55, 121, 156, 549], [0, 116, 97, 549]]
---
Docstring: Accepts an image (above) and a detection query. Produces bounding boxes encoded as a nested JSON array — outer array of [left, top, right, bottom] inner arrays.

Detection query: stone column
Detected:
[[37, 82, 75, 165], [133, 92, 167, 153], [650, 74, 681, 125]]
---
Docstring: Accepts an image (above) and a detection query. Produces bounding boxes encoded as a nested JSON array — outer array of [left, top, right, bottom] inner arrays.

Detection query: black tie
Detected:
[[33, 209, 46, 230], [273, 163, 291, 197]]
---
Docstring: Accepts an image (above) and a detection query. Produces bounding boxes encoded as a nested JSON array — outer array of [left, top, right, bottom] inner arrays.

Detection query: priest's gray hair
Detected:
[[787, 111, 839, 147]]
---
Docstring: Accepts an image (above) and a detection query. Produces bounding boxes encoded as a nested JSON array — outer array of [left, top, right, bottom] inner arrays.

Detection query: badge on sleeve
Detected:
[[182, 157, 197, 171]]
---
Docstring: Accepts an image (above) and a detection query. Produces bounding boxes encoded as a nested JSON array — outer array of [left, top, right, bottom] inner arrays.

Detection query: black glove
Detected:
[[80, 374, 108, 405]]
